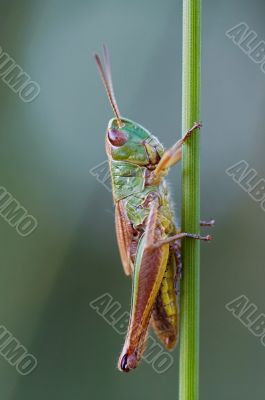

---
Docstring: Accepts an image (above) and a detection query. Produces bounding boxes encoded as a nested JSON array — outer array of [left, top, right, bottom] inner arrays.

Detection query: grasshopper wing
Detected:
[[115, 200, 134, 276], [118, 201, 170, 372]]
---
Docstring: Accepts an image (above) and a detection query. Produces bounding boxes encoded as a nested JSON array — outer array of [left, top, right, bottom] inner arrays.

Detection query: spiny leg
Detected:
[[152, 121, 202, 179], [172, 240, 182, 285], [200, 219, 215, 227], [170, 222, 213, 299], [149, 231, 212, 250]]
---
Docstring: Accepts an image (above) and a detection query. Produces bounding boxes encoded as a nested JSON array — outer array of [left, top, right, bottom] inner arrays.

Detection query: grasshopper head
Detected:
[[94, 46, 164, 166], [106, 117, 163, 166]]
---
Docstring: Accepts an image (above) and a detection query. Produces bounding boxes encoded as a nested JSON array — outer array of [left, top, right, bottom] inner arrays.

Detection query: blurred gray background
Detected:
[[0, 0, 264, 399]]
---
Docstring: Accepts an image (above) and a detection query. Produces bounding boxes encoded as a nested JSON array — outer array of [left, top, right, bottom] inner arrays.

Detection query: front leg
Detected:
[[151, 121, 202, 182]]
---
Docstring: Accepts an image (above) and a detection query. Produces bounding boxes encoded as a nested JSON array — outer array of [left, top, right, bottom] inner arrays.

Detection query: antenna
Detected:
[[94, 45, 122, 128]]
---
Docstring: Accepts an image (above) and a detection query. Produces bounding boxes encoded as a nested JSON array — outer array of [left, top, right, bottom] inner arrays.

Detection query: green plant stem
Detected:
[[179, 0, 201, 400]]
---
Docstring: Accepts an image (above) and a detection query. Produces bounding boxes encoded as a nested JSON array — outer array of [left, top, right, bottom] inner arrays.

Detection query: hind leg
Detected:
[[149, 231, 212, 250]]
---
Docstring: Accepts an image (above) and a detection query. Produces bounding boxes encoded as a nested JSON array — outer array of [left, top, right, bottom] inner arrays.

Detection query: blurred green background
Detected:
[[0, 0, 265, 399]]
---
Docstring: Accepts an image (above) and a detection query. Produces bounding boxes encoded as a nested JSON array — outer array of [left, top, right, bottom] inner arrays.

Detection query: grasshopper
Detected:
[[94, 46, 213, 373]]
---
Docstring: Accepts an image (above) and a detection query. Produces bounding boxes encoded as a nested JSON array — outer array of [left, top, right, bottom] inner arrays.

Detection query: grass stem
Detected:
[[179, 0, 201, 399]]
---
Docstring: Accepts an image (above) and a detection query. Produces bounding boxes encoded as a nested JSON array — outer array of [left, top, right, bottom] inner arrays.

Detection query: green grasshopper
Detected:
[[94, 46, 213, 373]]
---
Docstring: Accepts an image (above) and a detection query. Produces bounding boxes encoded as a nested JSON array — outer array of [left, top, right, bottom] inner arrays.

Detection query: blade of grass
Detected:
[[179, 0, 201, 400]]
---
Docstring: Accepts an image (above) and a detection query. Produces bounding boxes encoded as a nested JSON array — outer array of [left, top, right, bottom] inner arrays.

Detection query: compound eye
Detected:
[[108, 129, 128, 146]]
